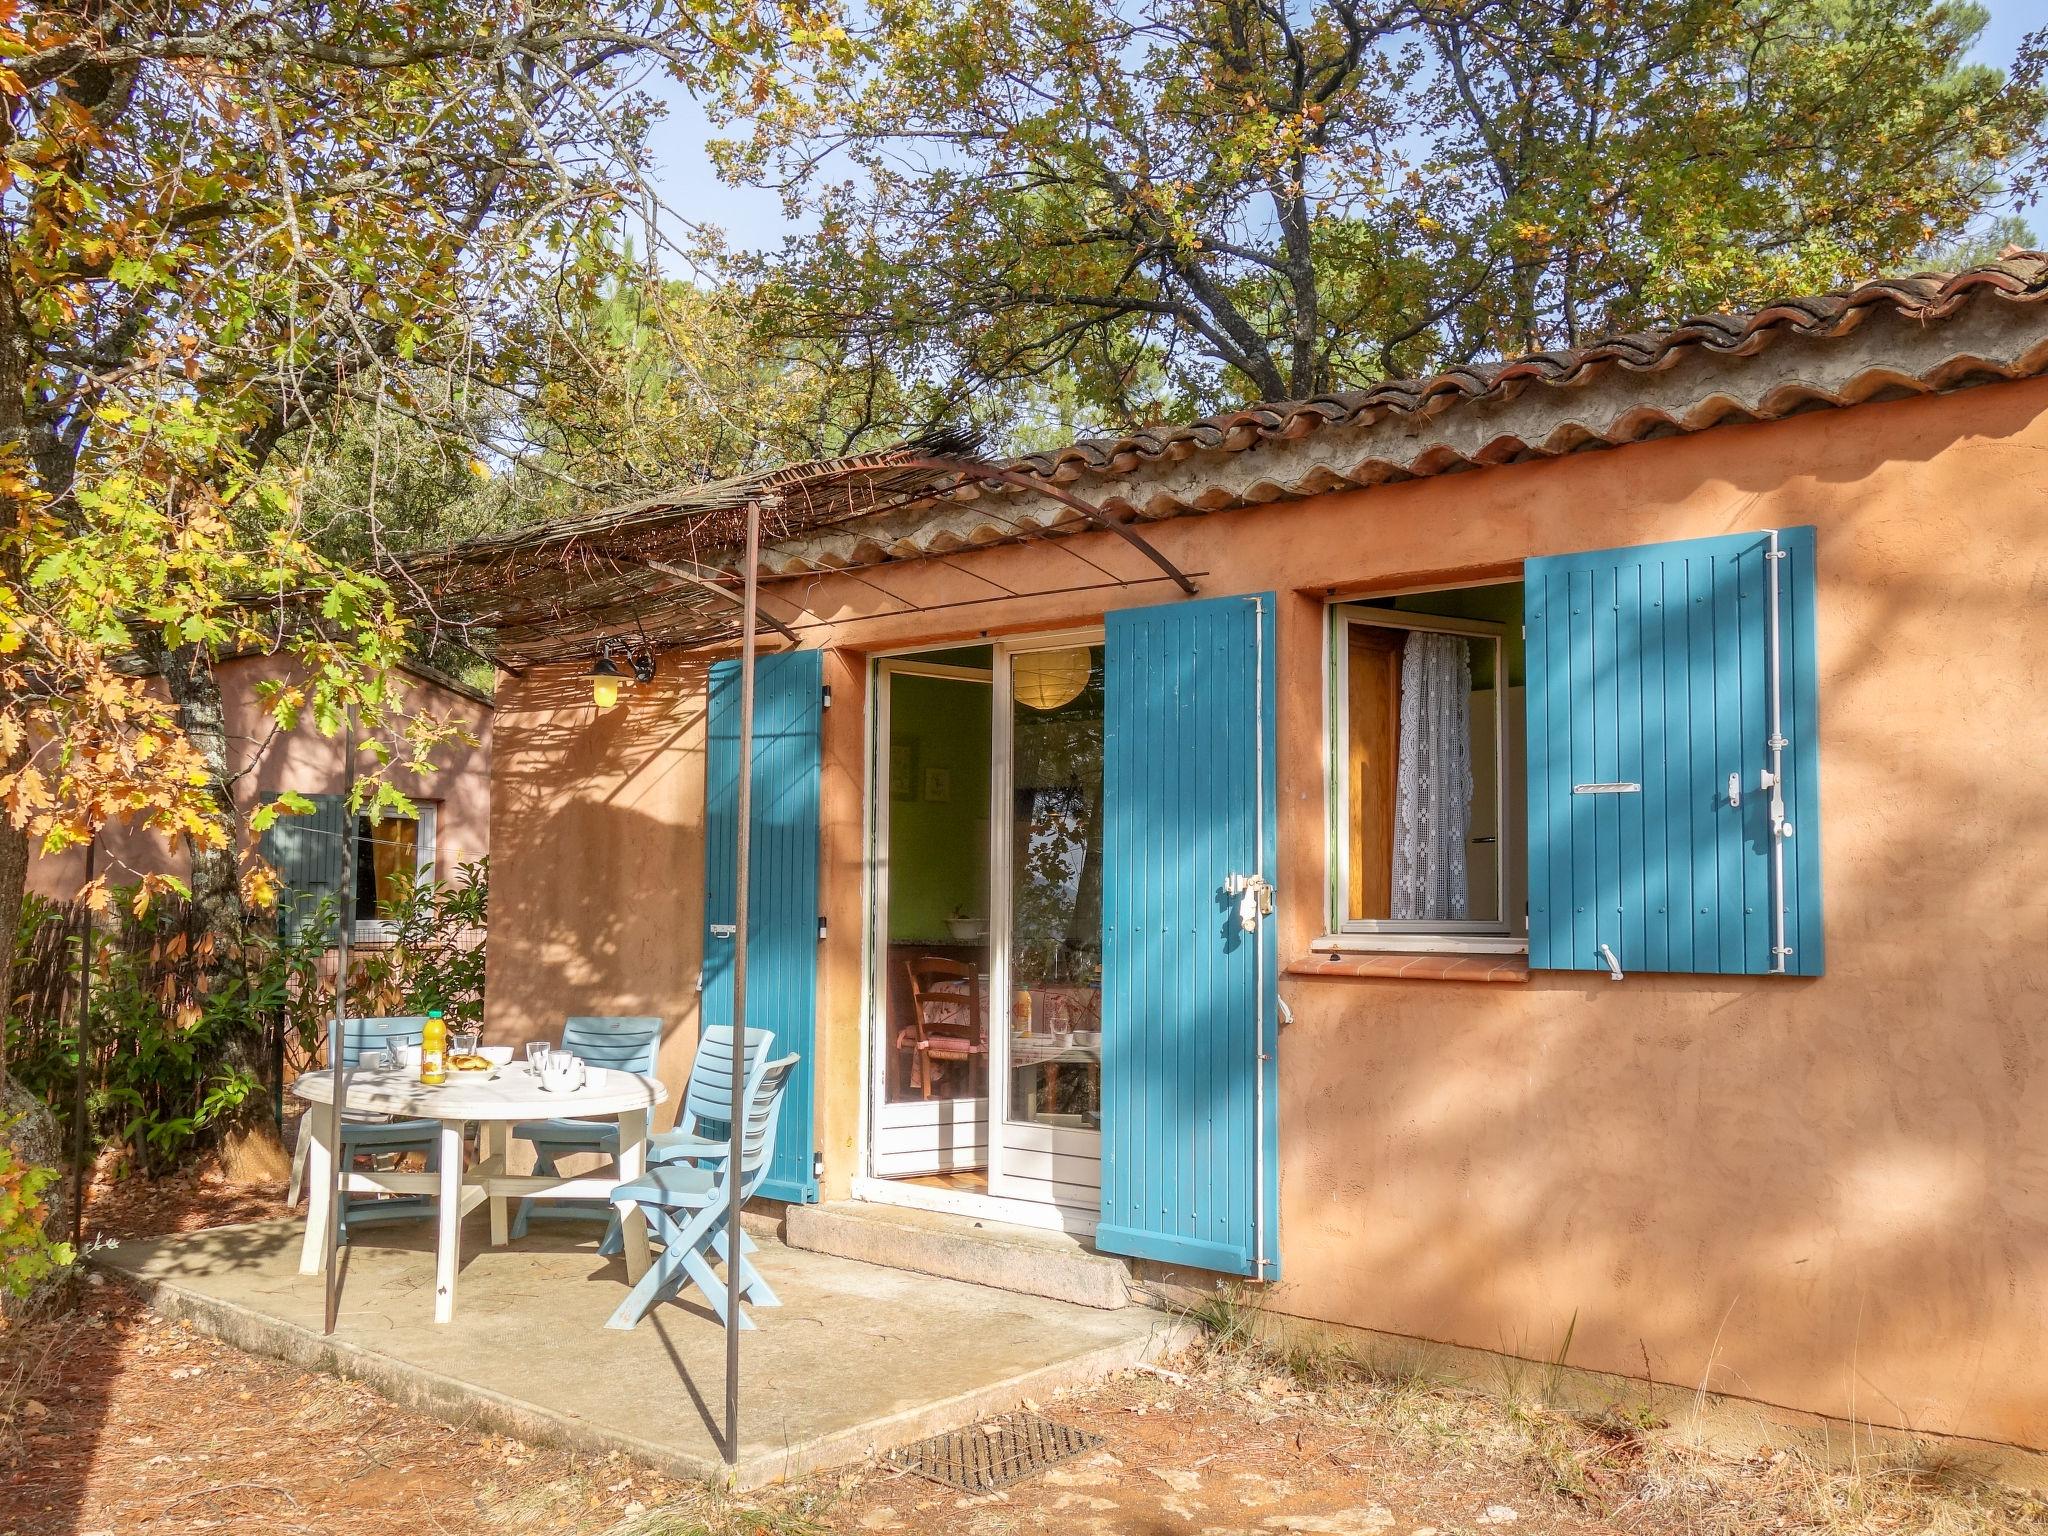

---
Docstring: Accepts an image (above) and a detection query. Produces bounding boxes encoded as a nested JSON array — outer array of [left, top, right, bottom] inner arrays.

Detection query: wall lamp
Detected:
[[590, 640, 657, 710]]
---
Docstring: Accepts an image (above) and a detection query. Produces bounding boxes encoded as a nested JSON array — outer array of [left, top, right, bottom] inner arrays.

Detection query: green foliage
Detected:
[[0, 862, 493, 1173], [0, 1, 811, 922], [348, 860, 490, 1031], [4, 892, 330, 1175], [722, 0, 2048, 424], [0, 1120, 74, 1300]]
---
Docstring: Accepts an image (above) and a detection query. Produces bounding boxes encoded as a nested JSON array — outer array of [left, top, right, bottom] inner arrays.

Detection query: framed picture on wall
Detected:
[[891, 738, 921, 800]]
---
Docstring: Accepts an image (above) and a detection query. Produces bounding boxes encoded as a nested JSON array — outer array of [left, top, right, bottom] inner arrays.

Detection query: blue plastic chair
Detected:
[[593, 1025, 775, 1259], [509, 1016, 662, 1238], [287, 1016, 441, 1241], [604, 1051, 798, 1331]]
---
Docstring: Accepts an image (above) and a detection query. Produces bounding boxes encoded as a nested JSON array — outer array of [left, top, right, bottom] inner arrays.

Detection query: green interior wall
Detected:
[[1368, 581, 1526, 688], [886, 671, 993, 943]]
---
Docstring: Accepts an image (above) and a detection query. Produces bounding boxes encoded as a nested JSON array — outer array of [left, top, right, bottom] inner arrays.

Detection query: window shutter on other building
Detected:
[[1524, 528, 1823, 977], [257, 792, 350, 943]]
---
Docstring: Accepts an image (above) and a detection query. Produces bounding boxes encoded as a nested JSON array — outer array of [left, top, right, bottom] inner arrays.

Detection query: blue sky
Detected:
[[642, 1, 2046, 256]]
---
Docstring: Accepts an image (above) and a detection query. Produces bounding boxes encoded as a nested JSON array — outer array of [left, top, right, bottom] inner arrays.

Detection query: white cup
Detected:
[[538, 1052, 588, 1094]]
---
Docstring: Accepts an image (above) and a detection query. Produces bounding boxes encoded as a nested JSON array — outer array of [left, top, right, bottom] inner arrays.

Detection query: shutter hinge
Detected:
[[821, 685, 832, 709], [817, 915, 828, 941]]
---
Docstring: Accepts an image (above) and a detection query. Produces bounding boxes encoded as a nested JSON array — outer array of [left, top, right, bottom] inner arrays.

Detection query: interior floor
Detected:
[[899, 1169, 990, 1195]]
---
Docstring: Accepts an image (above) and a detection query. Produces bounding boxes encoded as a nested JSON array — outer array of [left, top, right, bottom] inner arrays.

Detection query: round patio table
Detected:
[[291, 1064, 669, 1323]]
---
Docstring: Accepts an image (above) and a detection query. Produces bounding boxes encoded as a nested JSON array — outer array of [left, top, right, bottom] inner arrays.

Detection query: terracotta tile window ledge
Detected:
[[1286, 944, 1531, 983]]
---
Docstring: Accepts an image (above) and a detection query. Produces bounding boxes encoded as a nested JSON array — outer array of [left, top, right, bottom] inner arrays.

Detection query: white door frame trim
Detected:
[[867, 656, 994, 1177]]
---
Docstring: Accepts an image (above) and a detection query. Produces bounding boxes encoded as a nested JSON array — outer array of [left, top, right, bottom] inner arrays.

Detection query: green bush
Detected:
[[349, 857, 488, 1028], [0, 1119, 73, 1301], [2, 861, 487, 1176], [4, 897, 332, 1175]]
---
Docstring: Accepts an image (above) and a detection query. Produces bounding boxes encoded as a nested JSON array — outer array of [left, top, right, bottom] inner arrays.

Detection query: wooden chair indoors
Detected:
[[898, 957, 987, 1098]]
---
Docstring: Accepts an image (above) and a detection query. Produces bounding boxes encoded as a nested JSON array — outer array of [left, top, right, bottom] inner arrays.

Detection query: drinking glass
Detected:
[[525, 1041, 550, 1076], [450, 1029, 479, 1058]]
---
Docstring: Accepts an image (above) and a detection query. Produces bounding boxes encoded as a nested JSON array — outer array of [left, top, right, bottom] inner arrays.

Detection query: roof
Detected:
[[769, 253, 2048, 575], [402, 426, 987, 668], [412, 254, 2048, 665]]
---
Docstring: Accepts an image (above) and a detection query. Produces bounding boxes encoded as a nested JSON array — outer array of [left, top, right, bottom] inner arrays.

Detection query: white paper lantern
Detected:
[[1013, 647, 1091, 711]]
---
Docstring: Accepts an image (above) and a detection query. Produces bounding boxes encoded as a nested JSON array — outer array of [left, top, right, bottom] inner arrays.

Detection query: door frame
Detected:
[[867, 656, 994, 1178], [856, 637, 1104, 1237]]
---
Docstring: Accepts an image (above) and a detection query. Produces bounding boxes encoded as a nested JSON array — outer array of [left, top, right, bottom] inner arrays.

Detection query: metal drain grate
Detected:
[[888, 1412, 1105, 1493]]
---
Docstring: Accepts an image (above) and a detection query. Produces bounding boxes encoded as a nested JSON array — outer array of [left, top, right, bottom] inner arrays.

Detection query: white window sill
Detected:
[[1310, 934, 1528, 956], [1290, 940, 1530, 984]]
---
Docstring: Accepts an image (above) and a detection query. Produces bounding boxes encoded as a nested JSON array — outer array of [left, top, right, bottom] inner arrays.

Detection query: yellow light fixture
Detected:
[[590, 650, 625, 711], [1013, 646, 1091, 711]]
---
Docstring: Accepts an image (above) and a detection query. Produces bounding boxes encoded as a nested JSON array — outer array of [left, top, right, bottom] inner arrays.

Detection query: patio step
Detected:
[[785, 1200, 1137, 1310]]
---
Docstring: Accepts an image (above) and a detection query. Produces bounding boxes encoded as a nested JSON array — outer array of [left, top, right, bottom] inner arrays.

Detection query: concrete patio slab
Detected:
[[93, 1216, 1183, 1490]]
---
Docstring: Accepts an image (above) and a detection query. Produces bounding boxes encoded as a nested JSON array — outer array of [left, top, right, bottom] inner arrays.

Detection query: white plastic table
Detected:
[[291, 1064, 670, 1323]]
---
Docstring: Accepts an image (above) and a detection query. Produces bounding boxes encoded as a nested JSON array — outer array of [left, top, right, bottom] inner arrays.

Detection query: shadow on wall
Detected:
[[483, 655, 713, 1091]]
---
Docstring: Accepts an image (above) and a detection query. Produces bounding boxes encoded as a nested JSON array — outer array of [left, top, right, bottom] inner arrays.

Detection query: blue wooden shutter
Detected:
[[258, 793, 349, 943], [1525, 528, 1822, 976], [1098, 594, 1280, 1277], [703, 649, 823, 1203]]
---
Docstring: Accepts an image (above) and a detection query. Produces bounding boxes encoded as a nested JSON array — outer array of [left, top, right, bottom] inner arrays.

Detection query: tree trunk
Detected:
[[0, 804, 26, 1089], [0, 281, 33, 1091], [146, 633, 285, 1169]]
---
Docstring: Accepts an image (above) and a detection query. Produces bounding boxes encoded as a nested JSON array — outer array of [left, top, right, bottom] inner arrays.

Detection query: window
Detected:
[[1330, 585, 1526, 946], [354, 804, 436, 936]]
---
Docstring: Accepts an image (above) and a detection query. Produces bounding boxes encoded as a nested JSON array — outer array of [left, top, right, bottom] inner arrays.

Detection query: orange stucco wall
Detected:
[[485, 376, 2048, 1449], [29, 656, 492, 900]]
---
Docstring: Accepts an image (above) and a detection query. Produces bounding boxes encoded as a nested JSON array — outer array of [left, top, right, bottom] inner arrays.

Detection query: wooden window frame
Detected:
[[352, 802, 437, 944], [1325, 602, 1523, 949]]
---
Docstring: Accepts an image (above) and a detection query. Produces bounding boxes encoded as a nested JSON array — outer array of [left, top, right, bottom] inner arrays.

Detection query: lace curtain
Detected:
[[1390, 632, 1473, 920]]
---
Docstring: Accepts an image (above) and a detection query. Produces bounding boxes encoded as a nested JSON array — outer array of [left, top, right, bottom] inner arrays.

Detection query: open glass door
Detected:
[[988, 637, 1105, 1209], [871, 658, 993, 1179]]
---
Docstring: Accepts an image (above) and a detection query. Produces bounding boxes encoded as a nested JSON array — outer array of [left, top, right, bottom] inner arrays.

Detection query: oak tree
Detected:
[[723, 0, 2048, 424]]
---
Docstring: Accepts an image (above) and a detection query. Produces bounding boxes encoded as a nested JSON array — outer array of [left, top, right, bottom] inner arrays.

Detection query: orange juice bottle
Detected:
[[420, 1009, 447, 1085]]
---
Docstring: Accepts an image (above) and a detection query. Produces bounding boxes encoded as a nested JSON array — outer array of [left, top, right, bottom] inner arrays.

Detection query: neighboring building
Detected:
[[30, 653, 493, 933], [436, 258, 2048, 1457]]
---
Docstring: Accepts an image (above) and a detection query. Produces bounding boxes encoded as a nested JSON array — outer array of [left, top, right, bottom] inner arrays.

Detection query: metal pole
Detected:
[[1764, 530, 1790, 974], [323, 709, 358, 1335], [67, 838, 96, 1249], [724, 500, 762, 1469]]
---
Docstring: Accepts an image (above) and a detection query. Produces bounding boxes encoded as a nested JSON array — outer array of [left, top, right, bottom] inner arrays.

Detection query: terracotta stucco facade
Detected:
[[486, 376, 2048, 1451], [31, 656, 493, 900]]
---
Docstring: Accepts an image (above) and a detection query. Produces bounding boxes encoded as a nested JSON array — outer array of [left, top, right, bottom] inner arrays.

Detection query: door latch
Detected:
[[1223, 873, 1275, 932], [1727, 769, 1777, 809]]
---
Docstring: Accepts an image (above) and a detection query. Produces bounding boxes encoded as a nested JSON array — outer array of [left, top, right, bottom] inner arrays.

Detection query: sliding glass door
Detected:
[[988, 636, 1105, 1209]]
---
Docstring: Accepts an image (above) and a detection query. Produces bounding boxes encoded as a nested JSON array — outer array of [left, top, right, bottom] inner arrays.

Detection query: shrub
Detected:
[[4, 893, 330, 1176], [348, 858, 488, 1029], [0, 1119, 73, 1302], [1, 861, 488, 1177]]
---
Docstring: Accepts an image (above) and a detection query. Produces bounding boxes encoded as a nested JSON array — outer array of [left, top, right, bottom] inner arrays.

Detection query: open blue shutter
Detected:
[[259, 793, 349, 943], [1525, 528, 1822, 976], [704, 649, 823, 1202], [1098, 594, 1280, 1278]]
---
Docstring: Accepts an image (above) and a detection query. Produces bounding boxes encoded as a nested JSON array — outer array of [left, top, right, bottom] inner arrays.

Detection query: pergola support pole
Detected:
[[66, 838, 96, 1249], [724, 500, 762, 1471], [323, 709, 357, 1336]]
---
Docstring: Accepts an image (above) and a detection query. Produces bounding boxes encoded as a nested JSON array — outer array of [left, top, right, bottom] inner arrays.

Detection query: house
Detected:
[[31, 653, 494, 936], [424, 256, 2048, 1459]]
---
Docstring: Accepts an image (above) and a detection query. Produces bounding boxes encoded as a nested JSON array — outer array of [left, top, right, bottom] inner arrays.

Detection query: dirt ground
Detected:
[[4, 1166, 2043, 1536]]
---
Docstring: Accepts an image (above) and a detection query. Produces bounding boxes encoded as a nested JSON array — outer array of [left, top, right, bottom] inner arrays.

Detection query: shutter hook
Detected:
[[1598, 943, 1624, 982]]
